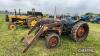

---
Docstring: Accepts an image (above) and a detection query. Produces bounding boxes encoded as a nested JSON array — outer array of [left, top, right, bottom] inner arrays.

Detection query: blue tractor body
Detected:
[[81, 15, 91, 22], [95, 16, 100, 24]]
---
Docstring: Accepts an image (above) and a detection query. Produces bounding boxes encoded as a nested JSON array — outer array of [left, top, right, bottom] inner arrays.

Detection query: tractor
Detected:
[[21, 15, 89, 53], [95, 16, 100, 24], [81, 15, 100, 24], [91, 16, 100, 24], [81, 15, 92, 22], [5, 9, 43, 30]]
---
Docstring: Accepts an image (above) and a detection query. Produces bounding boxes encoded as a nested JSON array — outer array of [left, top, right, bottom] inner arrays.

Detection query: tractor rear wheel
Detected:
[[8, 22, 16, 30], [45, 33, 60, 48], [71, 21, 89, 42]]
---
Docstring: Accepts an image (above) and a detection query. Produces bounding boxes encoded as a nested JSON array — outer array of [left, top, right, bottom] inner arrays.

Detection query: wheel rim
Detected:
[[77, 26, 85, 38], [10, 25, 16, 30], [49, 36, 58, 47]]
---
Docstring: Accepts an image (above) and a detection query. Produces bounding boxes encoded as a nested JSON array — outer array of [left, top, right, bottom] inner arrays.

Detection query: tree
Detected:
[[85, 12, 95, 16]]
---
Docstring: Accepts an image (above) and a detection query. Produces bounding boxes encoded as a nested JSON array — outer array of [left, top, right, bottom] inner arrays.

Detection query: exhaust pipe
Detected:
[[14, 9, 16, 16], [32, 8, 35, 16], [19, 9, 21, 16]]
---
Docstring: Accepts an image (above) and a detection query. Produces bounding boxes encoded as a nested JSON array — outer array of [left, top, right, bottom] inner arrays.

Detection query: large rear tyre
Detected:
[[45, 33, 60, 48], [71, 21, 89, 42]]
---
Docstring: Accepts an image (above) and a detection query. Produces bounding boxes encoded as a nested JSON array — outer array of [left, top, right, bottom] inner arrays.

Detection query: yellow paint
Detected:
[[43, 26, 48, 31], [30, 20, 37, 27], [43, 15, 48, 19], [8, 15, 29, 20], [9, 24, 16, 30]]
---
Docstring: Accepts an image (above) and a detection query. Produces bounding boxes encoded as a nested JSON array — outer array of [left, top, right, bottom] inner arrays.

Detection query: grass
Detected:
[[0, 14, 100, 56]]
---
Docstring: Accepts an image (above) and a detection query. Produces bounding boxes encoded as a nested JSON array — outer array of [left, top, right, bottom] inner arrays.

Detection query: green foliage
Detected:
[[84, 12, 100, 16], [0, 11, 5, 14], [85, 12, 95, 16]]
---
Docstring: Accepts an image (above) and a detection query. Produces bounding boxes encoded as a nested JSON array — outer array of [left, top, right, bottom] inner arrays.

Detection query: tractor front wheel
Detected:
[[45, 33, 60, 48], [71, 21, 89, 42], [8, 22, 16, 30]]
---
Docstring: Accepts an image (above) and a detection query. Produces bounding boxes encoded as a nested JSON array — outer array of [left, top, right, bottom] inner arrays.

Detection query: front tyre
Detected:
[[45, 33, 60, 48], [8, 22, 16, 30]]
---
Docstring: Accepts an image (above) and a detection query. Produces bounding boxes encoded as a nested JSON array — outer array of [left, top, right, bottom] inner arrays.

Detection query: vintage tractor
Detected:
[[5, 9, 43, 30], [81, 15, 100, 24], [81, 15, 92, 22], [21, 16, 89, 53], [91, 16, 100, 24], [95, 16, 100, 24]]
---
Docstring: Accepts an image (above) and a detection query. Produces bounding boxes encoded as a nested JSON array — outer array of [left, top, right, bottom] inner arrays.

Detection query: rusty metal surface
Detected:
[[21, 21, 63, 53]]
